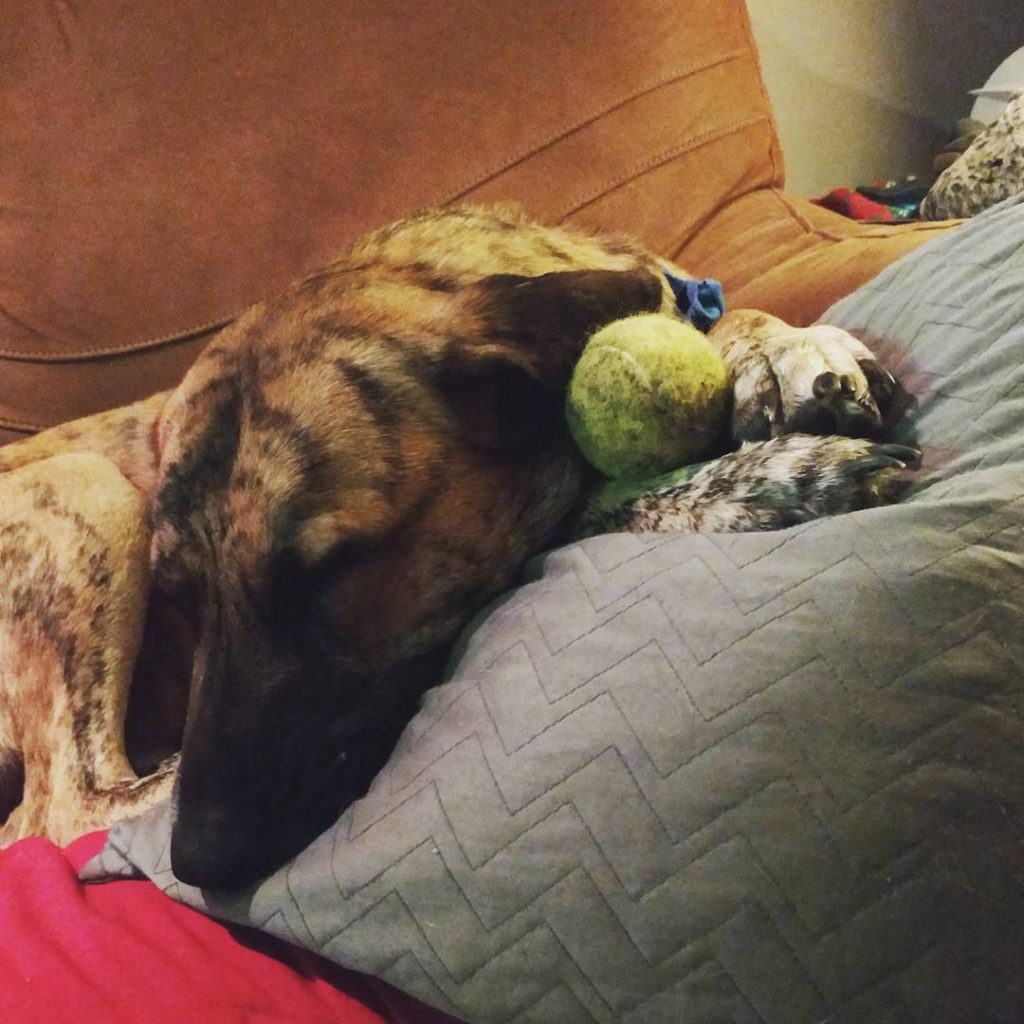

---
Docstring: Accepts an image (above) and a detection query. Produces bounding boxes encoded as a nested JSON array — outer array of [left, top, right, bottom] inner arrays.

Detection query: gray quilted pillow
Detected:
[[86, 197, 1024, 1023]]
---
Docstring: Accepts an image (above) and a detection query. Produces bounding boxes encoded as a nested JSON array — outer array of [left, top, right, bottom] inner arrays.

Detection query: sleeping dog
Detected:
[[0, 206, 915, 887]]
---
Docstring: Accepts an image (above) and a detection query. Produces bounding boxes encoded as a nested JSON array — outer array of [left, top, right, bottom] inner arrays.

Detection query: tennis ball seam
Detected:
[[586, 343, 724, 427]]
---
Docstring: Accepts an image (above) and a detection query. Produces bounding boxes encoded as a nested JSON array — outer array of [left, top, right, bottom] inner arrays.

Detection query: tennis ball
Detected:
[[566, 313, 729, 479]]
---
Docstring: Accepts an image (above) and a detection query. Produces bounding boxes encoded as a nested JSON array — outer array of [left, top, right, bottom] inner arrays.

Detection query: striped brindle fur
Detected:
[[0, 206, 916, 886]]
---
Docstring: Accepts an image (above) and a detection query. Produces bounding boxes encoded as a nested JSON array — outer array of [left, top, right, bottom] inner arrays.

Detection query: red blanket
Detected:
[[0, 832, 460, 1024]]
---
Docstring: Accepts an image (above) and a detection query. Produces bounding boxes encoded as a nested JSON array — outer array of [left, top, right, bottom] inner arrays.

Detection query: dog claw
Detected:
[[870, 443, 922, 469], [845, 444, 921, 491], [847, 454, 908, 477]]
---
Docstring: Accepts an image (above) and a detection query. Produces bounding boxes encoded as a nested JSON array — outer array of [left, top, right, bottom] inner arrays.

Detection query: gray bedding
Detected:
[[85, 196, 1024, 1023]]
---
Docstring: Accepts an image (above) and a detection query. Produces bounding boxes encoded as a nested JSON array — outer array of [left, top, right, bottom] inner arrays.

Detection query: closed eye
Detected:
[[267, 538, 368, 620]]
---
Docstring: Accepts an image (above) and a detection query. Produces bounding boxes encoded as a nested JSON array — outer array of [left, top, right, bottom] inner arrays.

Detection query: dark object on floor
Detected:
[[855, 178, 931, 207]]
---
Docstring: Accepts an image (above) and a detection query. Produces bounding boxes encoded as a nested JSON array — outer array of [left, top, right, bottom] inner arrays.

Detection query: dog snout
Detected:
[[170, 813, 236, 889], [170, 811, 272, 889]]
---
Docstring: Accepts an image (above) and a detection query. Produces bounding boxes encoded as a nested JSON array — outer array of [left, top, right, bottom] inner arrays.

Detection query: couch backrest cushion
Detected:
[[0, 0, 780, 439]]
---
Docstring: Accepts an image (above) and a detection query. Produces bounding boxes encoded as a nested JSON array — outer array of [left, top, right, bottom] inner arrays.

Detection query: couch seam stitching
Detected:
[[553, 114, 770, 224], [737, 4, 784, 187], [437, 48, 750, 206], [774, 189, 959, 245], [0, 314, 235, 363]]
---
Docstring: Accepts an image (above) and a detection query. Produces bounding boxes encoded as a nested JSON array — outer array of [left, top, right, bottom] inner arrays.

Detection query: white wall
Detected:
[[746, 0, 1024, 196]]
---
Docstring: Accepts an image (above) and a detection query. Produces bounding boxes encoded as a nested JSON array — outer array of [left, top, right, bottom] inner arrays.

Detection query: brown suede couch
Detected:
[[1, 0, 958, 448]]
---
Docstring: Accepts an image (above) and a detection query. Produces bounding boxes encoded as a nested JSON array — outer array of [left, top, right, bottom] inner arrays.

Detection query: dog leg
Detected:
[[580, 433, 920, 536], [0, 391, 170, 494], [0, 453, 175, 845]]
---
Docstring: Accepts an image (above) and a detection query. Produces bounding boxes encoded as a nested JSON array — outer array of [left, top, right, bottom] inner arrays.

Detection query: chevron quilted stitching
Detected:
[[89, 196, 1024, 1023], [101, 497, 1024, 1020]]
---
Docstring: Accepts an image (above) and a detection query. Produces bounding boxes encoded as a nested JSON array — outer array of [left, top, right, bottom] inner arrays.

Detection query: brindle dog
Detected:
[[0, 206, 915, 887]]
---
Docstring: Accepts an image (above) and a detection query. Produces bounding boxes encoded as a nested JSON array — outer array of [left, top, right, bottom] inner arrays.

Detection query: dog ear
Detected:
[[467, 268, 663, 381], [437, 346, 560, 456], [438, 268, 663, 456]]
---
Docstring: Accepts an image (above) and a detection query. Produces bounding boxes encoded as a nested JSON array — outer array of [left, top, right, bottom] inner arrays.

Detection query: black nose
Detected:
[[170, 816, 270, 890]]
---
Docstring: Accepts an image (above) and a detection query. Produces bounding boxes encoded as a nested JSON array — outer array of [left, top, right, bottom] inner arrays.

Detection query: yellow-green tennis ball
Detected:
[[566, 313, 729, 479]]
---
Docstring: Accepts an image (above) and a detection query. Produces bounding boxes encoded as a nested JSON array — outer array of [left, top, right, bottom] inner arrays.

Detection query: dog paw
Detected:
[[599, 434, 920, 534], [718, 316, 911, 443]]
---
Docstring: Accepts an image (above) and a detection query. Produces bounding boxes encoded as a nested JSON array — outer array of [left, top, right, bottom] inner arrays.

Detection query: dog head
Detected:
[[151, 265, 661, 888]]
